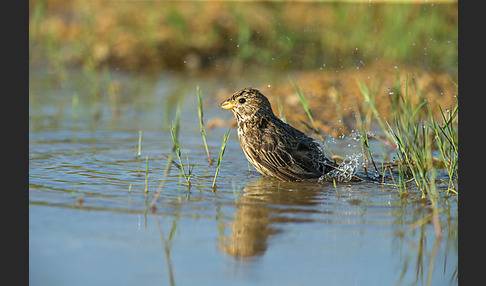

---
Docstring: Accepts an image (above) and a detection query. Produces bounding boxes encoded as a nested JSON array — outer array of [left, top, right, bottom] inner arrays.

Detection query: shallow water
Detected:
[[29, 66, 457, 285]]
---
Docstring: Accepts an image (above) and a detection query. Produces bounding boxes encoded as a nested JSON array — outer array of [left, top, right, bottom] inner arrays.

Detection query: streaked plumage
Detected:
[[220, 87, 338, 182]]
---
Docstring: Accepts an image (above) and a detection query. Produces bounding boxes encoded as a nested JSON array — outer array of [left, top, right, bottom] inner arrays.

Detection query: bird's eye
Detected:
[[239, 98, 246, 104]]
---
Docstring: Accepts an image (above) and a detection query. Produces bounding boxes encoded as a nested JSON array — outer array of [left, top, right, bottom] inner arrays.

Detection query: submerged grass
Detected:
[[149, 150, 174, 209]]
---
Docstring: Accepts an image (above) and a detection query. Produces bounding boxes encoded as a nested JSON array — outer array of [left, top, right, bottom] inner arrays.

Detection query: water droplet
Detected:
[[412, 42, 416, 46], [267, 84, 271, 88]]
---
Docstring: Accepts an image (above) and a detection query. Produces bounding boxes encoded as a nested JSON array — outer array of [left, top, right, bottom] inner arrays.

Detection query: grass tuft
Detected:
[[357, 72, 458, 204], [355, 72, 458, 237]]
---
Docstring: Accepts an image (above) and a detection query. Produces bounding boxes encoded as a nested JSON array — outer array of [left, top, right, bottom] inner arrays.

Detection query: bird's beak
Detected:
[[220, 101, 234, 110]]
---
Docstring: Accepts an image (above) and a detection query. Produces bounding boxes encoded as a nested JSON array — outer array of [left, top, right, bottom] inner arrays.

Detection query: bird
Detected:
[[220, 87, 341, 182]]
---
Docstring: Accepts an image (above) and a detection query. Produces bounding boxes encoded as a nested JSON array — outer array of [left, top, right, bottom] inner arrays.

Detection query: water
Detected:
[[29, 66, 457, 285]]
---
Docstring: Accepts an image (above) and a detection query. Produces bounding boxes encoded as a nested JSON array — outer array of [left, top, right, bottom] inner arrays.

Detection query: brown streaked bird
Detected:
[[220, 87, 339, 182]]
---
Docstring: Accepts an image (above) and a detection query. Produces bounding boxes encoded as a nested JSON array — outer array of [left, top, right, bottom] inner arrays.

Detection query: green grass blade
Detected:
[[289, 76, 335, 157], [212, 128, 231, 189], [170, 123, 191, 187], [197, 86, 212, 164]]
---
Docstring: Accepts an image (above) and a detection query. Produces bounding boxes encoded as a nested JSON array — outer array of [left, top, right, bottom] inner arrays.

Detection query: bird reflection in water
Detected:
[[220, 176, 326, 258]]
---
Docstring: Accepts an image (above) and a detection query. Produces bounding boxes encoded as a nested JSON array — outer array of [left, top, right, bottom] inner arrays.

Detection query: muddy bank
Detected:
[[214, 60, 457, 138]]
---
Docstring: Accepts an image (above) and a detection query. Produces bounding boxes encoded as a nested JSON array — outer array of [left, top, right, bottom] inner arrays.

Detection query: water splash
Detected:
[[319, 154, 362, 183]]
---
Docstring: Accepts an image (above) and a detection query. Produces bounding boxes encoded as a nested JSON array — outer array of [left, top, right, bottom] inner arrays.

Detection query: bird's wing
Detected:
[[247, 123, 324, 181]]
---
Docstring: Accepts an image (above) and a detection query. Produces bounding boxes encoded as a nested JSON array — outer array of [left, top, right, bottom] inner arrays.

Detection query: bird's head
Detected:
[[220, 88, 274, 122]]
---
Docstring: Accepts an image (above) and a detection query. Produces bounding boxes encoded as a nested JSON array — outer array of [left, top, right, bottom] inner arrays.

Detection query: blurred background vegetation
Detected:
[[29, 0, 458, 136], [29, 0, 457, 75]]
